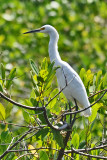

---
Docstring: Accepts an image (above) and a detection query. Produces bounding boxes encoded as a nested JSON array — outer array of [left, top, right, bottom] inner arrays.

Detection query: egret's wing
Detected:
[[59, 61, 90, 106]]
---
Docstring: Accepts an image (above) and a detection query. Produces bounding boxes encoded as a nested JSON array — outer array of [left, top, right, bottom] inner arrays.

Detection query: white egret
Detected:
[[24, 25, 91, 117]]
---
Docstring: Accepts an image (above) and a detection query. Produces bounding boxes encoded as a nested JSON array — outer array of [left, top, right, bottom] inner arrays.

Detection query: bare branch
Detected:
[[57, 131, 72, 160], [7, 147, 59, 152], [7, 137, 15, 150], [89, 89, 107, 99], [15, 153, 34, 160], [6, 147, 74, 159], [0, 92, 44, 111], [71, 148, 107, 159], [0, 128, 33, 159], [43, 107, 69, 130], [61, 89, 107, 117], [0, 120, 32, 128], [65, 144, 107, 153]]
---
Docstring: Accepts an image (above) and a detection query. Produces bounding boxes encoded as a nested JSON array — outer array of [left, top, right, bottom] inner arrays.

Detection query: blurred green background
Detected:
[[0, 0, 106, 71], [0, 1, 107, 158]]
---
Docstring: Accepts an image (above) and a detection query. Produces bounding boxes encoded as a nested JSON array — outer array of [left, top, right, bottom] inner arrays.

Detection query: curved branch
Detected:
[[0, 92, 70, 131], [61, 89, 107, 117], [65, 144, 107, 153], [71, 148, 107, 159], [15, 153, 34, 160], [43, 108, 69, 130], [0, 128, 33, 159], [0, 92, 44, 111], [89, 89, 107, 99]]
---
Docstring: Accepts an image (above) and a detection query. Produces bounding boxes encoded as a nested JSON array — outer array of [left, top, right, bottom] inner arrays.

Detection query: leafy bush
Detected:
[[0, 58, 106, 159]]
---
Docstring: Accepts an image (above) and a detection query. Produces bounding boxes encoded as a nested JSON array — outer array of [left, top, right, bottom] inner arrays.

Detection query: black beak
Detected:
[[23, 29, 41, 34]]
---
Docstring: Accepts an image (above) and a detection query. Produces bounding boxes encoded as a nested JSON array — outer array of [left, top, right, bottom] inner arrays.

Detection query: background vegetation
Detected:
[[0, 0, 107, 159]]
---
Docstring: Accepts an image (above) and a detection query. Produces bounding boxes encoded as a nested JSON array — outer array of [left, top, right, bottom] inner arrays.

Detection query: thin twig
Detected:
[[71, 148, 107, 159], [6, 147, 73, 159], [65, 144, 107, 153], [0, 121, 32, 128], [57, 131, 72, 160], [7, 147, 59, 152], [0, 128, 33, 159], [89, 89, 107, 99], [43, 108, 69, 130], [15, 153, 34, 160], [7, 137, 15, 150], [60, 89, 107, 117]]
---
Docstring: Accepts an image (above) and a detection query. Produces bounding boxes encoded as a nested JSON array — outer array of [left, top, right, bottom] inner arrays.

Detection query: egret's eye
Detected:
[[40, 27, 45, 30]]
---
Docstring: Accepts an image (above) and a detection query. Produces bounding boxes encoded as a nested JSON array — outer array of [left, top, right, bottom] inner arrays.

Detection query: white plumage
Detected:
[[24, 25, 91, 117]]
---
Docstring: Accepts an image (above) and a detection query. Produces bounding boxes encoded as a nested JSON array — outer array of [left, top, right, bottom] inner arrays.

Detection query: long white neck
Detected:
[[48, 31, 61, 64]]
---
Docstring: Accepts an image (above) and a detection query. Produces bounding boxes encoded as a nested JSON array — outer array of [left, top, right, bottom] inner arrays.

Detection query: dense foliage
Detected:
[[0, 0, 107, 159]]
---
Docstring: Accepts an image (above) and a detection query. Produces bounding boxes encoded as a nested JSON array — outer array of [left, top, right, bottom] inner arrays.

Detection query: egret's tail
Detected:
[[77, 101, 91, 117], [83, 107, 91, 117]]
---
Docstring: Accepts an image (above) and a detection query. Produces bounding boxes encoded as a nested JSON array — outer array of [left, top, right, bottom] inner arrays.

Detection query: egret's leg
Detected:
[[70, 99, 78, 127], [64, 103, 68, 122], [74, 99, 78, 111], [68, 101, 72, 124]]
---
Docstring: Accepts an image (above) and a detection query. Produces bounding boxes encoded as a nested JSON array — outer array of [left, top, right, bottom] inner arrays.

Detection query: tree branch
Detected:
[[57, 131, 71, 160], [43, 107, 69, 130], [57, 103, 78, 160], [0, 128, 33, 159], [65, 144, 107, 153], [0, 92, 44, 111], [89, 89, 107, 99], [71, 148, 107, 159], [61, 89, 107, 117], [15, 153, 34, 160]]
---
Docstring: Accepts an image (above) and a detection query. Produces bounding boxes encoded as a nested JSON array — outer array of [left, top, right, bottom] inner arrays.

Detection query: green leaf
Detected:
[[79, 68, 86, 81], [36, 128, 49, 140], [103, 73, 107, 87], [30, 59, 39, 75], [96, 70, 102, 88], [71, 133, 79, 149], [79, 141, 86, 149], [38, 113, 47, 124], [6, 67, 16, 89], [89, 103, 103, 123], [0, 83, 3, 92], [0, 103, 5, 120], [40, 69, 48, 80], [1, 63, 5, 83], [52, 129, 64, 147], [1, 131, 8, 141], [30, 71, 37, 87], [43, 87, 52, 97], [37, 76, 44, 83], [39, 151, 49, 160], [22, 110, 30, 123], [87, 130, 91, 143], [41, 57, 48, 70], [48, 88, 59, 112]]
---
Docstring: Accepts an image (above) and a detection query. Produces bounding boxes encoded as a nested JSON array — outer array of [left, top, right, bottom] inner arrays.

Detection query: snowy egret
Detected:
[[24, 25, 91, 117]]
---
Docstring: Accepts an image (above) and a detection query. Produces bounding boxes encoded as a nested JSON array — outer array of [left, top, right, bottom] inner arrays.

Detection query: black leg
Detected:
[[74, 98, 78, 111], [70, 99, 78, 127], [68, 102, 72, 124]]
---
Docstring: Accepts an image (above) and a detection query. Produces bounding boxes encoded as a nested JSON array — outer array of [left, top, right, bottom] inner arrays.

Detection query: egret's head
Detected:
[[23, 25, 59, 38]]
